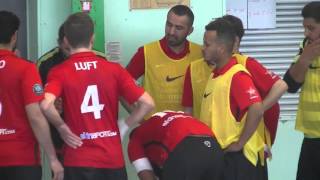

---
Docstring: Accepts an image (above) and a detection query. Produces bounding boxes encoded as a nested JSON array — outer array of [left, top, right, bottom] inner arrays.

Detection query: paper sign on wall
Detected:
[[130, 0, 190, 10], [226, 0, 248, 28], [248, 0, 276, 29], [106, 42, 121, 62], [226, 0, 276, 29]]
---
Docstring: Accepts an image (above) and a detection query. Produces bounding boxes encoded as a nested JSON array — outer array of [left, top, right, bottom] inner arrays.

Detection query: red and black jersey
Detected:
[[45, 52, 144, 168], [128, 111, 214, 168], [0, 49, 43, 166]]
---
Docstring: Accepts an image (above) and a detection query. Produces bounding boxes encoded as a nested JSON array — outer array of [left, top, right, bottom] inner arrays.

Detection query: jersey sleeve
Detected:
[[182, 66, 193, 107], [22, 64, 44, 105], [118, 65, 144, 104], [128, 130, 146, 162], [126, 46, 145, 80], [44, 66, 63, 97], [38, 62, 48, 84], [283, 40, 305, 92], [231, 72, 262, 112], [246, 58, 280, 96]]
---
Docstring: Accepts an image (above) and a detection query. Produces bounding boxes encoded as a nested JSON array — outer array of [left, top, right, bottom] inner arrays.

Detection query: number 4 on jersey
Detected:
[[81, 85, 104, 119]]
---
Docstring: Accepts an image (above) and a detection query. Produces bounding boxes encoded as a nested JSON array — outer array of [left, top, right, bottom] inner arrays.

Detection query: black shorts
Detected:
[[297, 137, 320, 180], [223, 150, 267, 180], [161, 136, 224, 180], [64, 166, 127, 180], [0, 166, 41, 180]]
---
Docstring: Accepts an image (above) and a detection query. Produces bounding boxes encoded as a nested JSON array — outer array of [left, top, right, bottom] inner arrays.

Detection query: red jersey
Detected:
[[128, 111, 213, 168], [126, 37, 190, 79], [0, 49, 43, 166], [182, 57, 280, 143], [45, 52, 144, 168]]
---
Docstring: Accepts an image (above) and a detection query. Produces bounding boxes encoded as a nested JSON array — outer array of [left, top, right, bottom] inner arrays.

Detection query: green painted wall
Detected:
[[37, 0, 71, 58]]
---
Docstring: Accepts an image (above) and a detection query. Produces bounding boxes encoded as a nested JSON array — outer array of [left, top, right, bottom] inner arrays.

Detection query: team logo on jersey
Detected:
[[204, 140, 211, 147], [33, 84, 44, 95], [247, 87, 258, 100], [166, 75, 184, 82], [203, 92, 212, 98], [265, 70, 277, 79]]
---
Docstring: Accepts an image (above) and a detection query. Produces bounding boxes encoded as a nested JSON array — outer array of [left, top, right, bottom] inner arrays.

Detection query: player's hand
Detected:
[[49, 158, 64, 180], [301, 38, 320, 63], [57, 123, 82, 149], [264, 145, 272, 159], [224, 141, 243, 153]]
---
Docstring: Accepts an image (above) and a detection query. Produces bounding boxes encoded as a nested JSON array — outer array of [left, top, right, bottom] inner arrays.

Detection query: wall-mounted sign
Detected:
[[80, 0, 92, 12], [106, 42, 121, 62], [227, 0, 276, 29], [130, 0, 190, 10]]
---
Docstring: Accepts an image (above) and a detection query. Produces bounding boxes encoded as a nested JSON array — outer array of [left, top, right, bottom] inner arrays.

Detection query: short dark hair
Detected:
[[64, 12, 94, 48], [168, 5, 194, 26], [205, 18, 236, 54], [0, 11, 20, 44], [302, 1, 320, 23], [222, 15, 244, 40], [58, 23, 65, 44]]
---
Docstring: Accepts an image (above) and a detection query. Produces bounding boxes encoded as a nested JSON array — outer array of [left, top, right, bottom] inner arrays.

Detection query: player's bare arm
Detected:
[[225, 102, 264, 152], [25, 102, 64, 180], [40, 92, 82, 149]]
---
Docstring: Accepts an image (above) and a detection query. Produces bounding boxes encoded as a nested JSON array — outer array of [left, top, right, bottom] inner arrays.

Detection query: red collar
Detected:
[[159, 37, 190, 59], [213, 57, 237, 78], [69, 51, 96, 59], [0, 49, 15, 56]]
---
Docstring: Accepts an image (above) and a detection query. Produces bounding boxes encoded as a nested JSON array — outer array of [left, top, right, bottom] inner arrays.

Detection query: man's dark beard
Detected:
[[168, 39, 185, 47]]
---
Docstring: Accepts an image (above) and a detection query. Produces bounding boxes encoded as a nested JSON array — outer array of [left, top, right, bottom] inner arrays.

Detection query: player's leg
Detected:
[[5, 166, 42, 180], [296, 138, 320, 180], [103, 167, 128, 180], [223, 150, 267, 180], [162, 136, 224, 180], [65, 166, 128, 180]]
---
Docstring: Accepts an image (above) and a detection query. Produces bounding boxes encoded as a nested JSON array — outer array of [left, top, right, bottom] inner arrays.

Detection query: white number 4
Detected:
[[81, 85, 104, 119]]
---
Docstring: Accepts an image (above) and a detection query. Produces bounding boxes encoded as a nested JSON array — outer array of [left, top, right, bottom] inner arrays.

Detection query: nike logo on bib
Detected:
[[166, 75, 184, 82], [309, 64, 320, 69], [203, 92, 212, 98]]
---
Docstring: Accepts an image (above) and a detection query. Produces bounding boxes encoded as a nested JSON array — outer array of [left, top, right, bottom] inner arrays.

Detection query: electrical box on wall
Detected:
[[80, 0, 92, 12], [72, 0, 105, 53]]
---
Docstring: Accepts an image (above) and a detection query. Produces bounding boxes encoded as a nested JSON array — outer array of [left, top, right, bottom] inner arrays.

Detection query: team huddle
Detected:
[[1, 1, 320, 180]]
